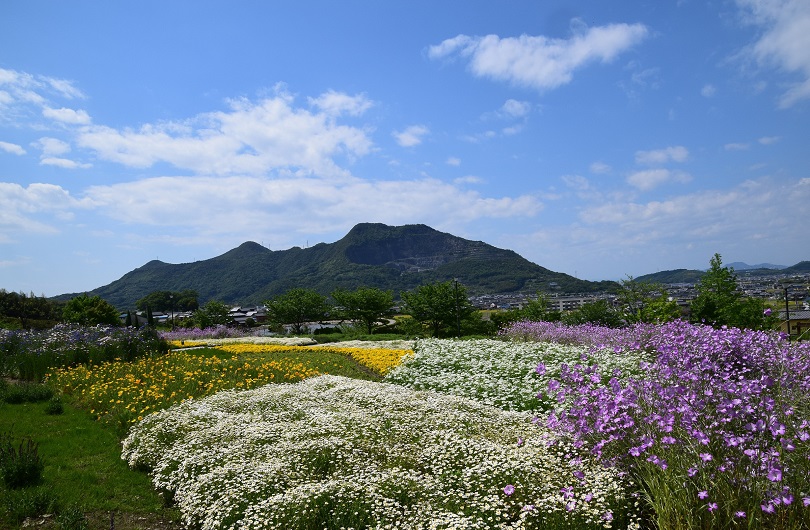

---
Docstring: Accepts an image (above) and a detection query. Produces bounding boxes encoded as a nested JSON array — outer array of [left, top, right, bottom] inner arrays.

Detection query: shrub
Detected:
[[1, 382, 54, 404], [0, 486, 59, 526], [44, 396, 64, 415], [0, 433, 44, 489]]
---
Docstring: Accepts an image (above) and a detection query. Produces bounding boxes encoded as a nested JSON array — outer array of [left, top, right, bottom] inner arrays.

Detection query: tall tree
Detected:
[[689, 253, 772, 330], [265, 288, 330, 334], [193, 300, 231, 329], [331, 287, 394, 334], [401, 281, 475, 337], [63, 294, 120, 326], [616, 276, 680, 324]]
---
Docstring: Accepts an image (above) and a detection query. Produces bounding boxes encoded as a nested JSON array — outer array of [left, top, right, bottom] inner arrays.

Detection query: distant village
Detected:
[[138, 269, 810, 337]]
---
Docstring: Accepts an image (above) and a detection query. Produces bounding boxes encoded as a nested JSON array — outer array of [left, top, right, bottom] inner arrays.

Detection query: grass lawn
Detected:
[[0, 398, 180, 529]]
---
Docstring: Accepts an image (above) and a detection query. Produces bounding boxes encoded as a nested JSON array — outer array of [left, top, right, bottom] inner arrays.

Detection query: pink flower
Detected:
[[698, 491, 709, 499], [503, 484, 515, 496]]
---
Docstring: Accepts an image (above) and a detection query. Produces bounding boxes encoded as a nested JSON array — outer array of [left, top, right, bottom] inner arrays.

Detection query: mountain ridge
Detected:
[[55, 223, 617, 309]]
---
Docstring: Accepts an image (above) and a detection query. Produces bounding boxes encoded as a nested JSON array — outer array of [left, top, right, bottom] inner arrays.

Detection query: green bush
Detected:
[[0, 433, 44, 489], [1, 383, 53, 404], [0, 486, 59, 526], [44, 396, 64, 415]]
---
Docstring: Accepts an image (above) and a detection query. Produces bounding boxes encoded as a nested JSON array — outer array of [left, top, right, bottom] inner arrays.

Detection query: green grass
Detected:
[[0, 394, 180, 528]]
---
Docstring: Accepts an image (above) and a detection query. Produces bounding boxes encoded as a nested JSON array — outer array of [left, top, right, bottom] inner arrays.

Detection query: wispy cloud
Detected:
[[736, 0, 810, 107], [429, 21, 649, 91], [392, 125, 429, 147], [635, 146, 689, 165], [0, 140, 25, 155]]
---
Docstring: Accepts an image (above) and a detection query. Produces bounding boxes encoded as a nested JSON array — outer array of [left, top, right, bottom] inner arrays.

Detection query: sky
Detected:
[[1, 0, 809, 297]]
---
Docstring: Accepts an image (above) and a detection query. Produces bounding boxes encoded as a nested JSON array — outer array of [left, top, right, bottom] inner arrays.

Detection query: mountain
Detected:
[[727, 262, 786, 271], [56, 223, 617, 309]]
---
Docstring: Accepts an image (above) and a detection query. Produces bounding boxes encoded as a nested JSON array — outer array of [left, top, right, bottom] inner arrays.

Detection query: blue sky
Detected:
[[1, 0, 808, 297]]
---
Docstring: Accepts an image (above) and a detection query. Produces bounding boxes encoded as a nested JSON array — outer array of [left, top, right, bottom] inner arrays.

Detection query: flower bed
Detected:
[[122, 375, 640, 530]]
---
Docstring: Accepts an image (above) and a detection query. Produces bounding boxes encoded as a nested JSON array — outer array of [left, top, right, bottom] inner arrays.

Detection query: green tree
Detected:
[[331, 287, 395, 334], [193, 300, 231, 329], [689, 253, 773, 330], [136, 290, 199, 312], [62, 294, 120, 326], [562, 299, 623, 328], [616, 277, 681, 324], [265, 288, 330, 335], [490, 293, 561, 329], [401, 281, 475, 337]]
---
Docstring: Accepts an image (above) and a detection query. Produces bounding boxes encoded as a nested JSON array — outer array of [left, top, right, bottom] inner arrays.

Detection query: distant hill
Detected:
[[55, 223, 617, 309], [637, 260, 808, 284], [727, 262, 786, 271], [636, 269, 706, 284]]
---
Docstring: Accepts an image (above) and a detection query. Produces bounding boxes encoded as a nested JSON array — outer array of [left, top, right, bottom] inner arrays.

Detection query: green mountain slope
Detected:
[[55, 223, 616, 309]]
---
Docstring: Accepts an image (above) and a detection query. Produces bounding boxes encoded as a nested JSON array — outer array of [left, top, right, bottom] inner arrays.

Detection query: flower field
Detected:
[[30, 321, 810, 529], [122, 375, 640, 530]]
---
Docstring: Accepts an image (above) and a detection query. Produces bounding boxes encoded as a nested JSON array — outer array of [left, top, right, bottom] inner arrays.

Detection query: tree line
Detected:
[[0, 254, 784, 336]]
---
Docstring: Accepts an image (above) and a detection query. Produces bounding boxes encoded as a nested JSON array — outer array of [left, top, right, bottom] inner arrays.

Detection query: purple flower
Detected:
[[735, 511, 746, 518], [503, 484, 515, 496], [764, 308, 772, 316], [768, 467, 783, 482], [687, 467, 698, 477], [602, 511, 614, 522], [707, 502, 718, 512], [699, 452, 713, 462], [535, 363, 546, 375], [517, 437, 524, 447], [698, 490, 709, 499], [762, 502, 775, 514], [803, 497, 810, 507]]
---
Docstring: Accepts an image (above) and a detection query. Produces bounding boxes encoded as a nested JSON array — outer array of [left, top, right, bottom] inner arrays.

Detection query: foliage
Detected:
[[0, 486, 59, 527], [490, 294, 563, 330], [0, 290, 63, 329], [264, 288, 330, 334], [400, 280, 476, 337], [136, 290, 199, 312], [0, 433, 44, 489], [122, 375, 640, 530], [615, 277, 681, 324], [689, 253, 779, 331], [331, 286, 394, 334], [562, 300, 624, 328], [192, 300, 231, 329], [0, 324, 168, 381], [160, 325, 250, 341], [62, 294, 120, 327], [1, 382, 54, 404]]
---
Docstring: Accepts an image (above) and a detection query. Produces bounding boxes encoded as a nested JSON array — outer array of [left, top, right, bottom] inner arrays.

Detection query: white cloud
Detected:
[[40, 157, 92, 169], [0, 141, 25, 155], [308, 90, 373, 117], [453, 175, 482, 185], [34, 137, 71, 156], [626, 169, 691, 190], [725, 142, 750, 151], [0, 68, 85, 121], [736, 0, 810, 107], [428, 22, 648, 91], [392, 125, 429, 147], [758, 135, 780, 144], [701, 83, 717, 97], [499, 99, 532, 118], [446, 156, 461, 166], [589, 161, 611, 174], [77, 93, 373, 178], [82, 175, 543, 243], [635, 145, 689, 165], [0, 182, 88, 241], [42, 106, 92, 124]]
